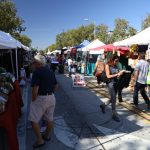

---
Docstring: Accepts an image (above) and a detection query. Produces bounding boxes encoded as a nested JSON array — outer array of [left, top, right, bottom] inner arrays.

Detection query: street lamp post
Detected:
[[84, 18, 96, 40]]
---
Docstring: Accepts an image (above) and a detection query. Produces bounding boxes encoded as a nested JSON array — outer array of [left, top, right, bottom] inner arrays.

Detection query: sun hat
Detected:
[[34, 53, 46, 65]]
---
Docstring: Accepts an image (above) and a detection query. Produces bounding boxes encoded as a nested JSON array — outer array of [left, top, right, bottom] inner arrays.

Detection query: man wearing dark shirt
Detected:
[[28, 54, 58, 148]]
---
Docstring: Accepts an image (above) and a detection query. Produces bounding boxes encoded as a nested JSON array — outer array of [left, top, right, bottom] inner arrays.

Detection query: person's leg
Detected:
[[108, 82, 120, 121], [133, 82, 140, 106], [100, 82, 116, 114], [31, 121, 44, 144], [43, 94, 56, 139], [28, 96, 46, 146], [118, 87, 123, 102], [43, 121, 53, 139], [140, 84, 150, 107], [107, 82, 117, 110]]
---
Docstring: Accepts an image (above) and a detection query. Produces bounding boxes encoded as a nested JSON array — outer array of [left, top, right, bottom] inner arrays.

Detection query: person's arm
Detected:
[[134, 70, 139, 81], [32, 86, 39, 101], [105, 64, 118, 79], [31, 71, 39, 101], [134, 63, 140, 82]]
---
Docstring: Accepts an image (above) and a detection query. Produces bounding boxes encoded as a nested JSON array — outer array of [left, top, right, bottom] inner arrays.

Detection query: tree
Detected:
[[47, 44, 57, 52], [0, 0, 25, 34], [12, 32, 32, 47], [111, 18, 137, 43], [96, 24, 108, 44], [19, 35, 32, 47], [127, 27, 137, 37], [142, 14, 150, 30]]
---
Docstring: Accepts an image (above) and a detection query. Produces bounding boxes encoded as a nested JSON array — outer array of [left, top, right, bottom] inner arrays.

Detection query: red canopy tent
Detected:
[[89, 44, 129, 55]]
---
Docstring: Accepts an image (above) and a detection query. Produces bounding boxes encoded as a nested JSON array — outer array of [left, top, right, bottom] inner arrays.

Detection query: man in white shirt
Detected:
[[133, 53, 150, 109]]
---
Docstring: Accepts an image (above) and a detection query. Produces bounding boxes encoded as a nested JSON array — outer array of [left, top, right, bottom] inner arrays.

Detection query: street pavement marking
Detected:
[[93, 124, 150, 150], [54, 116, 103, 150], [54, 116, 78, 149], [93, 124, 127, 144]]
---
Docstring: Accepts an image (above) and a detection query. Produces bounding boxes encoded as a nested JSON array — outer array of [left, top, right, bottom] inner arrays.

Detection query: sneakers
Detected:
[[100, 104, 105, 113], [112, 114, 120, 122]]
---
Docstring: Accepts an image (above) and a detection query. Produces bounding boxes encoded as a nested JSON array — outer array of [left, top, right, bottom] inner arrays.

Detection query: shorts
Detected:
[[28, 94, 56, 123]]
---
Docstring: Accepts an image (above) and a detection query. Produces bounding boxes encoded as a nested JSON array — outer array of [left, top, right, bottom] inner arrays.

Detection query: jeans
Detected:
[[133, 82, 150, 105], [107, 81, 118, 110]]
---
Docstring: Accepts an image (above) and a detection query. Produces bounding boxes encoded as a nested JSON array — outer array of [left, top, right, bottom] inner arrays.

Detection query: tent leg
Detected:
[[15, 48, 18, 80], [10, 50, 15, 75]]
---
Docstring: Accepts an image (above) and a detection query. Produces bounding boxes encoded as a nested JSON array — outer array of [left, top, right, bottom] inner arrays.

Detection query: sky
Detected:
[[12, 0, 150, 50]]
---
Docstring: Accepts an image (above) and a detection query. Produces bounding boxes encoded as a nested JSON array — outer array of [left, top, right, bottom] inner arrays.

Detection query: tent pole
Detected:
[[15, 48, 18, 80], [10, 50, 15, 75]]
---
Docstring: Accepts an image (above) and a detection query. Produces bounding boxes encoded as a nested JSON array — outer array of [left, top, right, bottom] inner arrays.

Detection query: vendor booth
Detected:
[[83, 39, 105, 75], [0, 31, 25, 150]]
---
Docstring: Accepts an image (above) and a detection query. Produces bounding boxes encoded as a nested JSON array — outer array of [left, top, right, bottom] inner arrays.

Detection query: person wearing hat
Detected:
[[28, 53, 58, 148]]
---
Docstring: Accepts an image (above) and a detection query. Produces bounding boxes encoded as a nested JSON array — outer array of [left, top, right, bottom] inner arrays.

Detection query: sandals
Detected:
[[33, 141, 45, 148]]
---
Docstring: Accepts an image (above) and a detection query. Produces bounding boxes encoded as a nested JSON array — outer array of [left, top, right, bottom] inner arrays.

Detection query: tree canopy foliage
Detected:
[[0, 0, 32, 47], [47, 18, 138, 52], [0, 0, 25, 33], [142, 14, 150, 30]]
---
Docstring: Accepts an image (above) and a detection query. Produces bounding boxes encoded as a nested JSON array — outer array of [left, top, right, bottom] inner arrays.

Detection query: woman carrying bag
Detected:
[[100, 55, 125, 122]]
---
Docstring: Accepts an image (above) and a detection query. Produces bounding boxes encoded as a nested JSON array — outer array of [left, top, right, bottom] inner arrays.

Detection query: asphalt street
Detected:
[[18, 74, 150, 150]]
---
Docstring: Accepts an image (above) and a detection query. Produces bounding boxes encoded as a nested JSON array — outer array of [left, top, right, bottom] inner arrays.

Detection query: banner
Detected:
[[72, 74, 86, 87]]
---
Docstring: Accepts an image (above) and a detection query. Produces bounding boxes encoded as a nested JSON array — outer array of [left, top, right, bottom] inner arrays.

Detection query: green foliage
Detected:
[[0, 0, 25, 34], [142, 14, 150, 30], [47, 44, 57, 52], [18, 34, 32, 47], [96, 24, 108, 44], [12, 32, 32, 47], [111, 18, 137, 43], [46, 18, 137, 50]]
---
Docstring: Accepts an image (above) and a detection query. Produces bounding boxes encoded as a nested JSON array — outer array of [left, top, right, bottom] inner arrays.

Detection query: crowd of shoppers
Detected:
[[26, 51, 150, 148]]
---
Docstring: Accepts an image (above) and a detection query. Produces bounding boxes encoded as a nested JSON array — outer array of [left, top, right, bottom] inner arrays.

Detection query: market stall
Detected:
[[0, 70, 23, 150], [0, 31, 25, 150], [83, 39, 105, 75]]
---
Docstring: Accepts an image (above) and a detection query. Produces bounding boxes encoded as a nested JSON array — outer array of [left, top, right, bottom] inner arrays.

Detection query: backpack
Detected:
[[100, 71, 109, 83]]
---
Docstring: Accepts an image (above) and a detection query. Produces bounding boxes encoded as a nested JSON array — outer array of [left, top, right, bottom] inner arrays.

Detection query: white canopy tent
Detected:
[[0, 31, 17, 49], [0, 31, 20, 79], [114, 27, 150, 46], [85, 39, 105, 54]]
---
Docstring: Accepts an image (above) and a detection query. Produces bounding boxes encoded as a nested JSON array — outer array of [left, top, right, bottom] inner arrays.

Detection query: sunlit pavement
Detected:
[[18, 74, 150, 150]]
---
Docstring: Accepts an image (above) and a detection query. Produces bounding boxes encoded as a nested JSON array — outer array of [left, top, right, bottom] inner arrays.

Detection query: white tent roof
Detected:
[[114, 27, 150, 46], [0, 31, 17, 49], [82, 39, 105, 52], [21, 44, 30, 51]]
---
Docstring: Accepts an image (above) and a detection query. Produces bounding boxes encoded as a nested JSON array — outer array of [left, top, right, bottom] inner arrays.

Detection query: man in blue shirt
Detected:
[[28, 54, 58, 148]]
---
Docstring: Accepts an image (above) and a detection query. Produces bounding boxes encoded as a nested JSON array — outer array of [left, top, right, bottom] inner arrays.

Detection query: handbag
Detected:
[[95, 71, 102, 77]]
